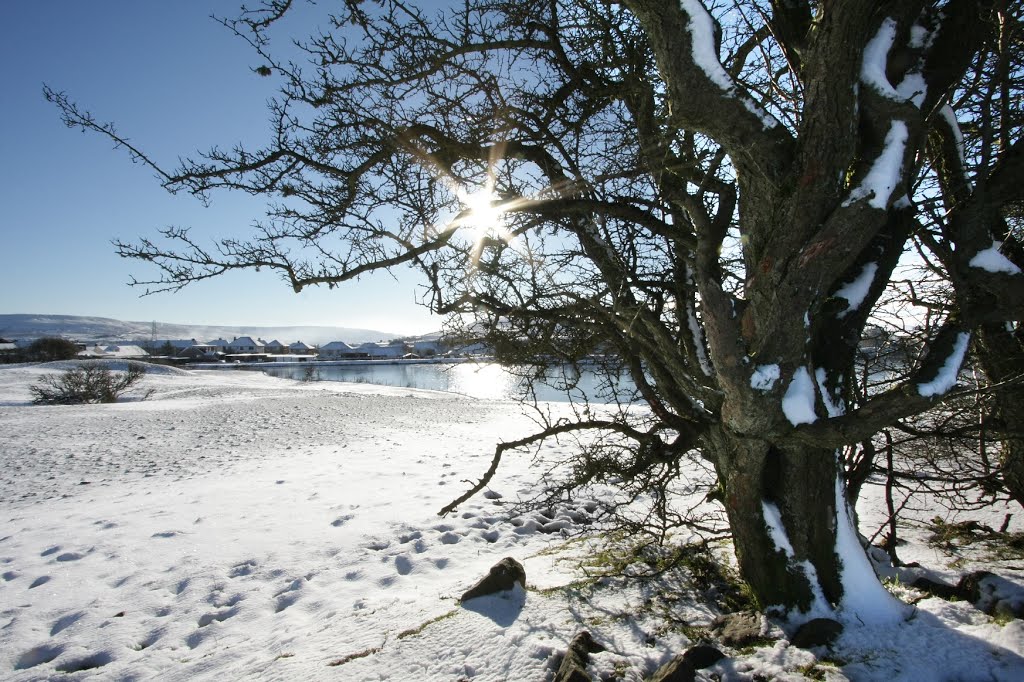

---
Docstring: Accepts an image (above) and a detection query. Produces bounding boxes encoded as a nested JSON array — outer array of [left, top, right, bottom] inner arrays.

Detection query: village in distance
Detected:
[[0, 313, 477, 366]]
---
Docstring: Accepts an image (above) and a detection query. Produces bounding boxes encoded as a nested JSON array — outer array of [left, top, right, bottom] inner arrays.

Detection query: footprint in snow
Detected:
[[331, 514, 354, 527], [134, 630, 163, 651], [29, 576, 51, 589], [50, 611, 85, 636], [394, 555, 414, 576], [275, 592, 301, 613], [55, 552, 85, 562], [197, 606, 239, 627], [55, 651, 113, 673], [398, 530, 422, 544], [209, 592, 244, 609], [40, 546, 61, 557], [185, 628, 213, 650], [110, 575, 132, 588], [14, 644, 64, 670], [439, 531, 461, 545], [228, 559, 258, 578]]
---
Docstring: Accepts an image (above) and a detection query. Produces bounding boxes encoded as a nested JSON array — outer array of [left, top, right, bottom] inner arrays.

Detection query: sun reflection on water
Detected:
[[445, 363, 521, 401]]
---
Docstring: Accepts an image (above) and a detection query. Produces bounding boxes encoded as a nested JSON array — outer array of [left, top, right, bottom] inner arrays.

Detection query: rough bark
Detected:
[[708, 430, 842, 613]]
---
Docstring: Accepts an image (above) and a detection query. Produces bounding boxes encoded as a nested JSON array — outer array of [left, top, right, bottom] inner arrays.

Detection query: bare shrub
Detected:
[[30, 362, 150, 405]]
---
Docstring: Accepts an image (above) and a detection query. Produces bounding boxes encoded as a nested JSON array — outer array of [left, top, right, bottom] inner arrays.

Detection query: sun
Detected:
[[454, 184, 507, 241], [449, 179, 522, 271]]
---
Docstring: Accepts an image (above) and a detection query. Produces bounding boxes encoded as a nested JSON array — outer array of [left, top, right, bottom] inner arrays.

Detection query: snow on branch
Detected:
[[678, 0, 779, 129], [917, 332, 971, 398], [861, 18, 899, 99], [938, 105, 969, 174], [861, 17, 930, 109], [969, 242, 1023, 276], [834, 262, 878, 318]]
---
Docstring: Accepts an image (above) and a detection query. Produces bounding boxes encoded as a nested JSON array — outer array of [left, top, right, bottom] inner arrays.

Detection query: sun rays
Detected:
[[411, 136, 539, 271]]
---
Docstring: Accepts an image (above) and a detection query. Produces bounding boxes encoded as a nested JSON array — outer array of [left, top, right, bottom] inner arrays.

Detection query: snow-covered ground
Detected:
[[2, 362, 1023, 680]]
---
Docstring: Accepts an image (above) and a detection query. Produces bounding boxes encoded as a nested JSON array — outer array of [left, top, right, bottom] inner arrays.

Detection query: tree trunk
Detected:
[[707, 428, 905, 622]]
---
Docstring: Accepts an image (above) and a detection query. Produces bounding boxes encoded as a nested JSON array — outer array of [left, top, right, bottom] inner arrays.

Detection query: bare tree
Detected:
[[26, 336, 80, 362], [48, 0, 1024, 621], [31, 361, 149, 405], [912, 0, 1024, 506]]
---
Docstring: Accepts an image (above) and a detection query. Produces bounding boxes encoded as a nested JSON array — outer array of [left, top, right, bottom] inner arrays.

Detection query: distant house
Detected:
[[0, 338, 18, 360], [226, 336, 264, 354], [289, 341, 315, 355], [178, 344, 220, 360], [318, 341, 361, 360], [156, 339, 199, 354], [208, 338, 230, 350], [451, 340, 490, 356], [356, 341, 408, 359], [81, 344, 149, 359], [264, 339, 288, 354], [413, 339, 445, 357]]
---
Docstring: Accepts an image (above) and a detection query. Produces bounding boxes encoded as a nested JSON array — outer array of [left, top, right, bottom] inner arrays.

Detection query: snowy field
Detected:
[[2, 362, 1024, 680]]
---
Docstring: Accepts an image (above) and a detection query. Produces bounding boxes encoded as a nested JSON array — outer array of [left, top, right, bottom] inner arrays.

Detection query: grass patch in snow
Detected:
[[577, 535, 754, 614], [326, 643, 385, 667], [799, 659, 844, 680], [529, 532, 756, 645], [926, 517, 1024, 562], [396, 609, 459, 639]]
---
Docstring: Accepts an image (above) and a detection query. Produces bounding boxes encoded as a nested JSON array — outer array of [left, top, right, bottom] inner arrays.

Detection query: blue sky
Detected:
[[1, 2, 438, 336]]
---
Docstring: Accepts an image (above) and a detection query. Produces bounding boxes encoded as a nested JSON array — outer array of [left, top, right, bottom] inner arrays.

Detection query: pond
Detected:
[[258, 361, 637, 403]]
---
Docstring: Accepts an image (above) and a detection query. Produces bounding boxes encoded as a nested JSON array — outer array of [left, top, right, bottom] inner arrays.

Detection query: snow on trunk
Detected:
[[761, 500, 831, 619], [843, 122, 908, 209], [833, 474, 910, 624], [814, 367, 845, 418], [782, 367, 817, 426], [686, 300, 713, 376], [750, 363, 780, 392]]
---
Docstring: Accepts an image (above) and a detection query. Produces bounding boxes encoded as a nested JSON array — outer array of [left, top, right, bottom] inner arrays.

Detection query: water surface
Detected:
[[260, 361, 635, 403]]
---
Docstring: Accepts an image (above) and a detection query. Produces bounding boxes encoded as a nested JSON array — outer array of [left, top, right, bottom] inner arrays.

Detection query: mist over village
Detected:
[[3, 1, 1024, 681]]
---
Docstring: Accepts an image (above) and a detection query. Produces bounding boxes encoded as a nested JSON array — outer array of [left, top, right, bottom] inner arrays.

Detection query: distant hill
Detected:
[[0, 314, 406, 345]]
